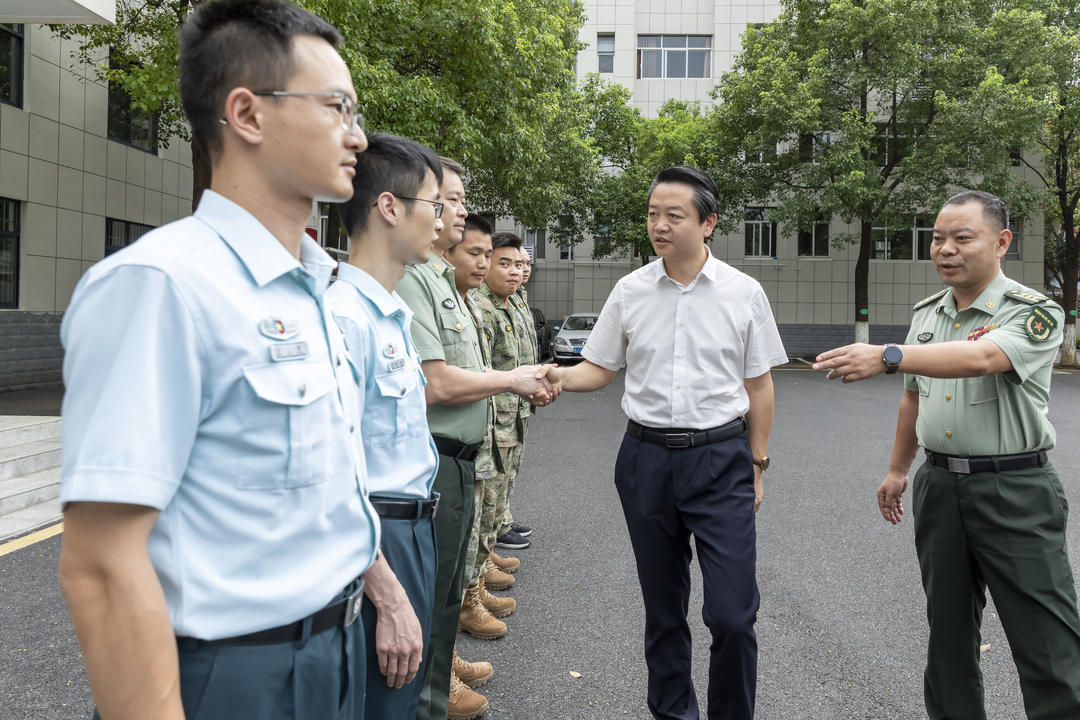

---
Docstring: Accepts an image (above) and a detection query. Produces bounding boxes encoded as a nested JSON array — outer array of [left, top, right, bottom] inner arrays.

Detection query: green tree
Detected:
[[54, 0, 592, 227], [989, 1, 1080, 364], [710, 0, 1048, 342]]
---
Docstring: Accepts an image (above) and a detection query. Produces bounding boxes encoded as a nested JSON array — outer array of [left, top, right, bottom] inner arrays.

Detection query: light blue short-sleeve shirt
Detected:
[[59, 190, 380, 640], [327, 263, 438, 500]]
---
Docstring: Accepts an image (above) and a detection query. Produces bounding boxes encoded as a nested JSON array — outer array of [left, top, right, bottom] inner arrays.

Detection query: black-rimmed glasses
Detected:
[[389, 196, 444, 218], [252, 91, 364, 132]]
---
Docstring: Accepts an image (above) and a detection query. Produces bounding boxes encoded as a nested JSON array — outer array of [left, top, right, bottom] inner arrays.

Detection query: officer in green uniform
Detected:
[[396, 160, 553, 720], [814, 190, 1080, 720]]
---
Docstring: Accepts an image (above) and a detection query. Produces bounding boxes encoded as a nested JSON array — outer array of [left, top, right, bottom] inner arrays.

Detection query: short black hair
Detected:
[[648, 166, 721, 223], [942, 190, 1009, 231], [179, 0, 343, 164], [464, 215, 494, 236], [491, 232, 523, 251], [337, 133, 443, 237], [440, 156, 466, 180]]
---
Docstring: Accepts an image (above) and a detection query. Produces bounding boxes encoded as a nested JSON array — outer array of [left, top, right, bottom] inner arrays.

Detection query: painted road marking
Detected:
[[0, 523, 63, 558]]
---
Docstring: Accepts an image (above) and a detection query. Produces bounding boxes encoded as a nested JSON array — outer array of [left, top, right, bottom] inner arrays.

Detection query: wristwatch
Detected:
[[882, 344, 903, 375], [752, 456, 770, 471]]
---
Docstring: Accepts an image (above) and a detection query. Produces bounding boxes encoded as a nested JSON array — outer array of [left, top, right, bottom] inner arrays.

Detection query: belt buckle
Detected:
[[946, 457, 970, 474], [344, 579, 365, 628], [666, 432, 692, 449]]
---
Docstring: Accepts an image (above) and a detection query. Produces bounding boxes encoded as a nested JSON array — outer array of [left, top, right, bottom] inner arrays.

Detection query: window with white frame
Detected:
[[107, 50, 158, 153], [798, 132, 831, 164], [597, 34, 615, 74], [744, 207, 777, 258], [317, 202, 348, 258], [0, 197, 19, 307], [0, 24, 24, 108], [871, 215, 934, 260], [559, 243, 573, 260], [797, 215, 830, 257], [1005, 216, 1021, 259], [637, 35, 711, 79], [525, 227, 546, 260]]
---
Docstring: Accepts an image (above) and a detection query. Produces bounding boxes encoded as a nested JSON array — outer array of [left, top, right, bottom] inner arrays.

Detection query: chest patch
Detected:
[[1025, 307, 1056, 342], [967, 324, 997, 341], [387, 357, 407, 372], [259, 317, 300, 341], [442, 298, 456, 309], [382, 343, 400, 358], [917, 332, 933, 343]]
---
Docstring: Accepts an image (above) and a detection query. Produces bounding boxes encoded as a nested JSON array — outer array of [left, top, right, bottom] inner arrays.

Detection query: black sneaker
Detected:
[[510, 522, 533, 537], [496, 529, 530, 549]]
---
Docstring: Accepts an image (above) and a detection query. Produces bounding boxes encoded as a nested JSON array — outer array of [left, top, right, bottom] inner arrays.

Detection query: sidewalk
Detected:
[[0, 384, 64, 542]]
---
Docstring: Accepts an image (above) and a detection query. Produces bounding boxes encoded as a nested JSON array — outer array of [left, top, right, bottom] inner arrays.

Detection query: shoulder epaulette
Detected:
[[913, 288, 949, 311], [1004, 289, 1048, 305]]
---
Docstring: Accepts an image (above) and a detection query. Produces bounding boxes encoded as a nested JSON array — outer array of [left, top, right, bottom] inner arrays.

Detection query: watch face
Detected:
[[883, 345, 903, 365], [761, 456, 770, 470]]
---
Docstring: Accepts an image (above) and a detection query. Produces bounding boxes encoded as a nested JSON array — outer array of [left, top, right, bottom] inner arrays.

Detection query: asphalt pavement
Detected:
[[3, 368, 1080, 719]]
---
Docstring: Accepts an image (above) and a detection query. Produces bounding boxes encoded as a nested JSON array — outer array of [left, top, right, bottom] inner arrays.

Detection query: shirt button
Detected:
[[299, 384, 307, 398], [336, 356, 342, 366], [349, 424, 355, 434], [675, 384, 682, 389], [953, 323, 961, 330], [945, 431, 953, 438], [456, 323, 463, 330], [945, 393, 952, 400], [676, 353, 683, 359]]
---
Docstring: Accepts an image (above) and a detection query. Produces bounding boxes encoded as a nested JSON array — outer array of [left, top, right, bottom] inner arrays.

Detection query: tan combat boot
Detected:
[[482, 556, 516, 591], [489, 550, 520, 574], [478, 576, 516, 618], [458, 582, 507, 639], [448, 669, 489, 720], [453, 647, 494, 689]]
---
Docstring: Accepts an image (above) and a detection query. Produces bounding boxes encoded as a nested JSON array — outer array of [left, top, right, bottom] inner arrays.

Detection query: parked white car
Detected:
[[552, 313, 599, 362]]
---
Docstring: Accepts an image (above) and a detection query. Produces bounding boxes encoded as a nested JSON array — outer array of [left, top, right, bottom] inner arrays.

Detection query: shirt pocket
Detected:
[[916, 376, 931, 397], [367, 368, 426, 446], [437, 310, 468, 365], [240, 361, 337, 490], [968, 375, 999, 405]]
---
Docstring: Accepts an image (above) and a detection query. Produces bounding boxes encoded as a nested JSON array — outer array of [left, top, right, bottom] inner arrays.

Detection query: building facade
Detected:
[[518, 0, 1047, 355]]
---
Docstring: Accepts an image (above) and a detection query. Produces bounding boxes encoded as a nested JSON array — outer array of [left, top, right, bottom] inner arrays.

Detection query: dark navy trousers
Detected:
[[361, 510, 438, 720], [614, 432, 759, 720]]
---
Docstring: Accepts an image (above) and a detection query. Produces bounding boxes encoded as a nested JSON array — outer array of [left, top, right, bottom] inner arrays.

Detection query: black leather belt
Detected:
[[925, 449, 1048, 475], [433, 434, 482, 462], [177, 578, 365, 648], [626, 417, 746, 449], [370, 493, 439, 520]]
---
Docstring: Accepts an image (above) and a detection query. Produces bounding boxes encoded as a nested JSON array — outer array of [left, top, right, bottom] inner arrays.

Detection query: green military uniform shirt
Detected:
[[397, 252, 489, 446], [473, 285, 531, 448], [903, 271, 1064, 456]]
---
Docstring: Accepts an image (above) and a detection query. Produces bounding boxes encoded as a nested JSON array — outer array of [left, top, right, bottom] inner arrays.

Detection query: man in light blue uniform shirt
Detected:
[[327, 133, 445, 719], [56, 3, 410, 719]]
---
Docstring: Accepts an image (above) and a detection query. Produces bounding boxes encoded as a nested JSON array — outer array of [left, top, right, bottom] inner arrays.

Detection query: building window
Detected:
[[797, 216, 830, 257], [105, 218, 155, 256], [870, 124, 914, 167], [597, 33, 615, 73], [0, 197, 19, 308], [638, 35, 711, 79], [871, 215, 934, 260], [525, 227, 546, 260], [317, 202, 348, 259], [1006, 216, 1021, 260], [798, 132, 831, 163], [0, 24, 23, 107], [744, 207, 777, 258], [108, 50, 158, 153], [559, 243, 574, 260]]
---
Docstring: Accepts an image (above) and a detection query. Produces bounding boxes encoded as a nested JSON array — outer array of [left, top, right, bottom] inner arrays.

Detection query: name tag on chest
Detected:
[[387, 357, 407, 372], [269, 341, 309, 362]]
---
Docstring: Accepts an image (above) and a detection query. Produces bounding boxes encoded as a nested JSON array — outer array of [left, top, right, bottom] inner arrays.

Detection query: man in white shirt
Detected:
[[543, 166, 788, 720]]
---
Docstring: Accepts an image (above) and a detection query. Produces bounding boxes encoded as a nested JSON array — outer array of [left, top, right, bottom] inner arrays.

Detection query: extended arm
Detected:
[[812, 340, 1011, 382], [422, 360, 551, 406], [362, 551, 423, 689], [878, 389, 920, 524], [59, 502, 183, 720], [743, 371, 774, 513], [541, 360, 617, 393]]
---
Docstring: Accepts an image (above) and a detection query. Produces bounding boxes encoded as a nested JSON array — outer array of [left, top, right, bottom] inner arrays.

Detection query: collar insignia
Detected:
[[985, 300, 996, 310]]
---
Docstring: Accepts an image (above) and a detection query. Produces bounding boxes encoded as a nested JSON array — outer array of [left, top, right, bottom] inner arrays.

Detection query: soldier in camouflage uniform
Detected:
[[498, 245, 539, 546]]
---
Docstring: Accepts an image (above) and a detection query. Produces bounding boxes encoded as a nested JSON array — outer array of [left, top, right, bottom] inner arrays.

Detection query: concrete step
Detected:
[[0, 438, 61, 482], [0, 416, 62, 449], [0, 497, 62, 544], [0, 466, 61, 516]]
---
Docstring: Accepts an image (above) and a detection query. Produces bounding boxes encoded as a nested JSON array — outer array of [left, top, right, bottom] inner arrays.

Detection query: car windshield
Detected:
[[564, 315, 597, 331]]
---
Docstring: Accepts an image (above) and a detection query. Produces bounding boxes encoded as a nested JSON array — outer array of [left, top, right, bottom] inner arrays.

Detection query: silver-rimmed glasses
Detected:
[[252, 91, 364, 132]]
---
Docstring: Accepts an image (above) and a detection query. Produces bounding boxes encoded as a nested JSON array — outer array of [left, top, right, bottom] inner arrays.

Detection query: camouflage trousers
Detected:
[[466, 444, 522, 585], [498, 441, 526, 536]]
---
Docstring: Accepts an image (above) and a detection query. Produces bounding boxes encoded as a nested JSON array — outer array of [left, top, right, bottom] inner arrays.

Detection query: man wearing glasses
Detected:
[[327, 133, 447, 719], [58, 2, 386, 718]]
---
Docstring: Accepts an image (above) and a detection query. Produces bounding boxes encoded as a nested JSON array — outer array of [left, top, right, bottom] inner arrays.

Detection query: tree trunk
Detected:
[[190, 140, 212, 213], [854, 219, 872, 343], [1060, 205, 1077, 365]]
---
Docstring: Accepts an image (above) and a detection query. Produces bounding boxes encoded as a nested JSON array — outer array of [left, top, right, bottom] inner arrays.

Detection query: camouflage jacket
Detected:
[[509, 290, 537, 365], [472, 285, 530, 447], [463, 292, 500, 475]]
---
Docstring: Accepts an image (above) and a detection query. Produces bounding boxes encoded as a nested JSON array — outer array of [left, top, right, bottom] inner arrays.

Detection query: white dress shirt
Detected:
[[582, 248, 788, 429]]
